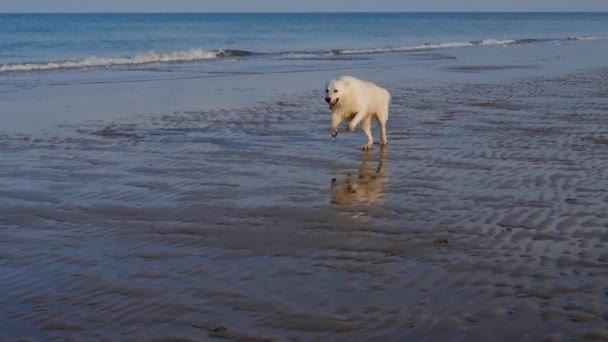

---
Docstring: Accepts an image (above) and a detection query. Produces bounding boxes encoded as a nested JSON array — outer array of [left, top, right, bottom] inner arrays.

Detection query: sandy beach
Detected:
[[1, 39, 608, 341]]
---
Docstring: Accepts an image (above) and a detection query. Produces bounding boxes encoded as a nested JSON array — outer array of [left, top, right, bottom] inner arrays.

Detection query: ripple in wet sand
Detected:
[[1, 69, 608, 341]]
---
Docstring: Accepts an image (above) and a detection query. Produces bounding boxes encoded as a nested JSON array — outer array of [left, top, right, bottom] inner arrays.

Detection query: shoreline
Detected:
[[3, 39, 608, 134]]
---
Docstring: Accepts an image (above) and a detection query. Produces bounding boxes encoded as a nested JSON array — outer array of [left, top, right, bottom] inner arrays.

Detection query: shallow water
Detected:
[[1, 40, 608, 341]]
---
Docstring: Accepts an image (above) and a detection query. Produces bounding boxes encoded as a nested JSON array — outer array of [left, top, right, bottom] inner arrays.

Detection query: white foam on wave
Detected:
[[0, 48, 220, 72], [568, 35, 608, 41], [479, 39, 517, 46], [273, 52, 323, 59], [339, 41, 475, 55]]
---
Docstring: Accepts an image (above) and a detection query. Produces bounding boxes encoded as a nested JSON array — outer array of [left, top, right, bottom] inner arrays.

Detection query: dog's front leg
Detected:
[[348, 109, 367, 132], [331, 112, 343, 137]]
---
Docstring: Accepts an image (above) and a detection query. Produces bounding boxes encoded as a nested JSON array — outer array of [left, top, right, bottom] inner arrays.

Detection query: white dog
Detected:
[[325, 76, 391, 150]]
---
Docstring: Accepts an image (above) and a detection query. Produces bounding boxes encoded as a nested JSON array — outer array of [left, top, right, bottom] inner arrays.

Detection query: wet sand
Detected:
[[1, 51, 608, 341]]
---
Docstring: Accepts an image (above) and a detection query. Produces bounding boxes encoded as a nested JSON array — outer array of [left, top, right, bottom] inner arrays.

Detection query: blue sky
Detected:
[[1, 0, 607, 12]]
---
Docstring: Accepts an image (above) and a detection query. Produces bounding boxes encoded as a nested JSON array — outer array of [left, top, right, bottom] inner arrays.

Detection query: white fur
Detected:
[[326, 75, 391, 150]]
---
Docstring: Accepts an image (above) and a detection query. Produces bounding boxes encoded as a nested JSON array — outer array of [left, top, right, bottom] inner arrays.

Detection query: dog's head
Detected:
[[325, 78, 345, 111]]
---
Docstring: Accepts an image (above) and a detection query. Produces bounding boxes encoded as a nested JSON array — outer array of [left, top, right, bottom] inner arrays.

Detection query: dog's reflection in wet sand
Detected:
[[331, 149, 387, 205]]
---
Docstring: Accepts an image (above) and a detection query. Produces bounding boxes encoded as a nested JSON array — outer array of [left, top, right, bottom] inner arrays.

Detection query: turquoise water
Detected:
[[1, 13, 608, 72]]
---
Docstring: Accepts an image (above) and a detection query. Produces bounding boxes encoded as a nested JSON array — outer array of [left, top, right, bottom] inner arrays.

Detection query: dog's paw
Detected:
[[381, 140, 388, 146], [332, 129, 339, 137], [347, 124, 356, 132], [361, 144, 373, 151]]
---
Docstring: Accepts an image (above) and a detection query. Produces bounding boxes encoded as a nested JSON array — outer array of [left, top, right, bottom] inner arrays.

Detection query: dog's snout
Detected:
[[325, 97, 331, 103]]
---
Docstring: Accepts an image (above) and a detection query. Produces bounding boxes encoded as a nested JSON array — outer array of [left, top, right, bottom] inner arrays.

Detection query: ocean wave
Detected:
[[333, 37, 554, 55], [337, 42, 475, 55], [2, 35, 606, 73], [567, 35, 608, 41], [0, 48, 252, 73], [333, 36, 608, 55], [478, 39, 517, 46], [273, 52, 324, 59]]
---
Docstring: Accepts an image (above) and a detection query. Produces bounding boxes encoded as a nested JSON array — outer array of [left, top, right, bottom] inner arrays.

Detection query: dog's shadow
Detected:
[[330, 148, 388, 206]]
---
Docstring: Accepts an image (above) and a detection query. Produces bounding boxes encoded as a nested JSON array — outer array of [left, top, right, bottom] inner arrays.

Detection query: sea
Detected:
[[1, 12, 608, 75]]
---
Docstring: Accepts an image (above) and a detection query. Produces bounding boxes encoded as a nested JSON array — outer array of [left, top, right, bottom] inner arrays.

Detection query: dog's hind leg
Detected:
[[361, 116, 373, 151], [376, 114, 388, 146]]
